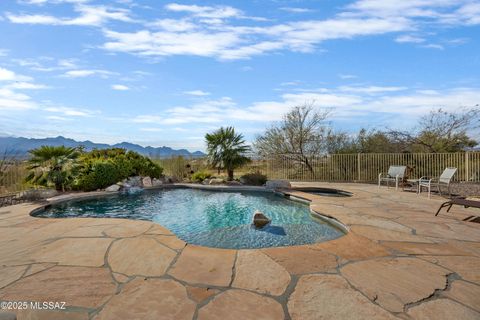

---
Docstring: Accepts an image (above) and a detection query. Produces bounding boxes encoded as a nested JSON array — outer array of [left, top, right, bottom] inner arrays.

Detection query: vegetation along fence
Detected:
[[263, 152, 480, 182], [1, 152, 479, 195]]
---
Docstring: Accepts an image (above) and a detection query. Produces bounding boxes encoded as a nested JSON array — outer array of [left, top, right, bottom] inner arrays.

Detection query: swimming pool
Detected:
[[36, 188, 344, 249]]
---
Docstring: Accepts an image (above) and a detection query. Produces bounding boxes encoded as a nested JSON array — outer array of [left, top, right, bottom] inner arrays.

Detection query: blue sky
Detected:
[[0, 0, 479, 151]]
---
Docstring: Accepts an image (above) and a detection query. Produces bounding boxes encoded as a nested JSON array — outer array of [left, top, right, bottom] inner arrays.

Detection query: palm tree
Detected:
[[205, 127, 251, 181], [25, 145, 81, 191]]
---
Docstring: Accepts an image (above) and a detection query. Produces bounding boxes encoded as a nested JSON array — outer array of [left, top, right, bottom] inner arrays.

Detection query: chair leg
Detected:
[[436, 201, 451, 216], [446, 203, 454, 212], [428, 184, 431, 199]]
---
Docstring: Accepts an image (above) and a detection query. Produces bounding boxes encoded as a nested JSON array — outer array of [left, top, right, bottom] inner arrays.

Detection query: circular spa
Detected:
[[35, 188, 345, 249]]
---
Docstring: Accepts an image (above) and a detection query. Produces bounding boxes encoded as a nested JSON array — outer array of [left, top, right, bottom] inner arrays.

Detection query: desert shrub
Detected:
[[75, 148, 163, 191], [240, 172, 267, 186], [191, 170, 212, 182], [75, 160, 118, 191]]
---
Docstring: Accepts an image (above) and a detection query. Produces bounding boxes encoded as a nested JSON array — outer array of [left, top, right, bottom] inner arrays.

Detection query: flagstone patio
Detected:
[[0, 183, 479, 320]]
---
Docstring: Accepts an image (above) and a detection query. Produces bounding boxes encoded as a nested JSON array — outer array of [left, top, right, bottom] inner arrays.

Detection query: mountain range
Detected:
[[0, 136, 205, 158]]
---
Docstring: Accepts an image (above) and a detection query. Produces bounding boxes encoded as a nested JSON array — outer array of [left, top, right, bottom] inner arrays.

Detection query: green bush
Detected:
[[74, 148, 163, 191], [191, 170, 212, 182], [240, 172, 267, 186], [75, 160, 118, 191]]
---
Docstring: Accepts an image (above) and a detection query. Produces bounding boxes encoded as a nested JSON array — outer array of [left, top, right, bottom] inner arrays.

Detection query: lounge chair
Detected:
[[435, 197, 480, 216], [378, 165, 407, 190], [418, 167, 457, 198]]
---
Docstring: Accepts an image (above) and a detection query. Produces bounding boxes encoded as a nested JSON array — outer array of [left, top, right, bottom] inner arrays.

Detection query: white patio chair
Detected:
[[418, 167, 457, 198], [378, 165, 407, 190]]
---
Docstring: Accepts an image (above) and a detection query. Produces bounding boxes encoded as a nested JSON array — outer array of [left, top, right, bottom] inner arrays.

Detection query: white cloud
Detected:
[[133, 115, 163, 123], [0, 67, 47, 111], [111, 84, 130, 90], [338, 85, 407, 94], [61, 69, 114, 78], [43, 106, 98, 117], [279, 7, 314, 13], [8, 1, 480, 60], [13, 57, 80, 72], [183, 90, 210, 96], [339, 74, 357, 79], [102, 16, 411, 60], [0, 87, 37, 110], [395, 34, 425, 43], [165, 3, 242, 19], [6, 82, 49, 90], [422, 43, 444, 50], [6, 3, 133, 26], [0, 67, 32, 81]]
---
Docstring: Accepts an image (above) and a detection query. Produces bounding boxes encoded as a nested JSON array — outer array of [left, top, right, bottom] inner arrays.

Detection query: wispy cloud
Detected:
[[279, 7, 314, 13], [6, 3, 133, 26], [43, 106, 96, 117], [395, 34, 425, 43], [183, 90, 210, 96], [6, 1, 480, 60], [61, 69, 115, 78], [111, 84, 129, 90]]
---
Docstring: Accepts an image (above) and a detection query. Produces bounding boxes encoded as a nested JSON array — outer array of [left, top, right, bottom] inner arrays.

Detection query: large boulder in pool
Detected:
[[266, 179, 291, 190], [252, 211, 271, 228]]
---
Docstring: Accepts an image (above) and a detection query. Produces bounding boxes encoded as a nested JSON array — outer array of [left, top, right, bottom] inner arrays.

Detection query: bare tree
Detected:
[[254, 103, 331, 175], [389, 107, 479, 152]]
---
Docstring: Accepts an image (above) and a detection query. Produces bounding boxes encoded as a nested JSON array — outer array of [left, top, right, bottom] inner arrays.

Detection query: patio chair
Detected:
[[378, 165, 407, 190], [418, 167, 457, 198], [435, 197, 480, 216]]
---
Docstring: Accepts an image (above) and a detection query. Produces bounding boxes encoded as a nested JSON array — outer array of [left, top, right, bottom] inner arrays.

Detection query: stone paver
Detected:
[[381, 241, 471, 256], [23, 263, 56, 278], [288, 274, 398, 320], [232, 250, 290, 296], [169, 245, 236, 287], [104, 221, 152, 237], [95, 278, 195, 320], [0, 183, 478, 319], [407, 299, 480, 320], [421, 255, 480, 284], [186, 286, 220, 303], [351, 225, 433, 243], [33, 238, 112, 267], [16, 310, 89, 320], [341, 257, 450, 313], [0, 266, 28, 289], [262, 246, 337, 274], [108, 237, 176, 276], [197, 289, 284, 320], [312, 233, 390, 260], [154, 235, 186, 250], [0, 266, 116, 308], [443, 280, 480, 312]]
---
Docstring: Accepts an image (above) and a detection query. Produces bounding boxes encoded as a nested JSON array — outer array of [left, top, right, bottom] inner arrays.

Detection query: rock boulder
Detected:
[[209, 178, 224, 185], [266, 180, 291, 190], [105, 184, 121, 192], [252, 211, 271, 228], [142, 177, 153, 187]]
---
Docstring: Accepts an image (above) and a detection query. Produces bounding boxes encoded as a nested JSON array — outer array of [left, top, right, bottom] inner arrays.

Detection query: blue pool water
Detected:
[[36, 188, 344, 249]]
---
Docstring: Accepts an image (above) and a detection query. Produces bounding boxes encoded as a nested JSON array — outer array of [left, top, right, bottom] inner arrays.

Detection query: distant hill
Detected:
[[0, 136, 205, 159]]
